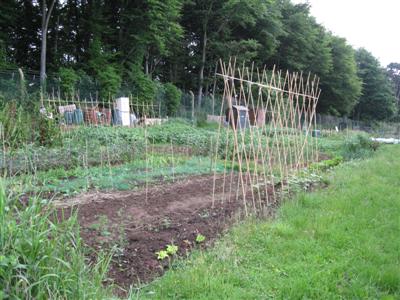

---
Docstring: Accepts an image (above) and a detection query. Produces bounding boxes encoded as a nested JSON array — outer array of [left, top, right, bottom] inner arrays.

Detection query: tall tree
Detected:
[[318, 36, 362, 116], [353, 49, 396, 120], [182, 0, 265, 107], [40, 0, 56, 88], [115, 0, 183, 76], [387, 62, 400, 117]]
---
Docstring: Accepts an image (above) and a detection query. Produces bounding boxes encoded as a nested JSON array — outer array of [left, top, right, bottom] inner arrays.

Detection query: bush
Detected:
[[128, 65, 156, 107], [164, 83, 182, 116]]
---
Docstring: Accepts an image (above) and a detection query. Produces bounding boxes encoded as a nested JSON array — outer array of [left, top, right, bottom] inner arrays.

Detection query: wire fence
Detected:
[[0, 68, 399, 137]]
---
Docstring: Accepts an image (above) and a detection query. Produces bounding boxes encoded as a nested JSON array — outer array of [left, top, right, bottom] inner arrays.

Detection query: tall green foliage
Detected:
[[387, 62, 400, 119], [354, 49, 397, 121], [164, 82, 182, 116], [319, 36, 362, 116], [128, 64, 156, 106], [87, 38, 121, 100], [0, 187, 111, 299], [0, 0, 397, 121], [0, 101, 30, 149], [0, 101, 62, 148], [97, 66, 122, 100], [58, 67, 78, 98]]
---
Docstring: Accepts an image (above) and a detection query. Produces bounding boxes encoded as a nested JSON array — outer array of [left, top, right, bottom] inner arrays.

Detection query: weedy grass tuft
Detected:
[[0, 185, 112, 299]]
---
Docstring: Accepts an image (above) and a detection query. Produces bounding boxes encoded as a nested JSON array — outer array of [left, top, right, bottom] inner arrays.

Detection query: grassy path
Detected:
[[139, 146, 400, 299]]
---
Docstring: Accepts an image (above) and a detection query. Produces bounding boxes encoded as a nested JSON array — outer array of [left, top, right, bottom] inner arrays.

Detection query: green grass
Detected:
[[138, 145, 400, 299]]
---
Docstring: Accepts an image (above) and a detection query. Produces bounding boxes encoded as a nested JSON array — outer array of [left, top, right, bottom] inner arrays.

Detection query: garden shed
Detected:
[[226, 105, 250, 129]]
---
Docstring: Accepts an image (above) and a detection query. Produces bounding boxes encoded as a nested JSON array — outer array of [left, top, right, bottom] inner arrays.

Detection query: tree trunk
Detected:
[[40, 0, 56, 94], [197, 30, 207, 110], [144, 51, 149, 76], [54, 15, 60, 62]]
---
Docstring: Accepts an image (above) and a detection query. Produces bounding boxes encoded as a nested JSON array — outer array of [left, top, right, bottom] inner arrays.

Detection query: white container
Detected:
[[115, 97, 130, 126]]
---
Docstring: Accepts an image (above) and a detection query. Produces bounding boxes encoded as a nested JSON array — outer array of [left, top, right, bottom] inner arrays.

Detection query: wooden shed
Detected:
[[225, 105, 250, 129]]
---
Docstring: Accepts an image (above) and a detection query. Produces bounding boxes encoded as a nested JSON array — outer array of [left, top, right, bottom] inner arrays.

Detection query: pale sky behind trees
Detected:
[[292, 0, 400, 66]]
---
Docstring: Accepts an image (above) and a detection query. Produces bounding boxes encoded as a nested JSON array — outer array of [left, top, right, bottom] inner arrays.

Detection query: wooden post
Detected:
[[189, 90, 195, 121]]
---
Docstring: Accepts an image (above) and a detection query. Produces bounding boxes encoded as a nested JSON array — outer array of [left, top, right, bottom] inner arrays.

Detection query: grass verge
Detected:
[[139, 145, 400, 299]]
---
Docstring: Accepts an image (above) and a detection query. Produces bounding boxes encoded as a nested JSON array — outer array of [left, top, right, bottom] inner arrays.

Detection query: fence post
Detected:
[[189, 90, 194, 121]]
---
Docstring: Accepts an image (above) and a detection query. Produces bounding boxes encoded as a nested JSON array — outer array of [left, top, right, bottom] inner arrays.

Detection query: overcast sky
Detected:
[[291, 0, 399, 67]]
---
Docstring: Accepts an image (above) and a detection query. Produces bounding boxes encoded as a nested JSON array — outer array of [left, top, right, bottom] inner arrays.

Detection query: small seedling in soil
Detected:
[[166, 244, 178, 255], [198, 210, 210, 219], [88, 215, 111, 236], [196, 233, 206, 243], [156, 250, 169, 260], [161, 217, 172, 229]]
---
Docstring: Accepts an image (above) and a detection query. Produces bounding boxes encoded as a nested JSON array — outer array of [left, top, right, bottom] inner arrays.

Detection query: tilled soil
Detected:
[[55, 174, 275, 296]]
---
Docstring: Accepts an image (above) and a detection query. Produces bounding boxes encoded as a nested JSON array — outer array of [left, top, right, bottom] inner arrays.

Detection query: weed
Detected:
[[0, 185, 111, 299]]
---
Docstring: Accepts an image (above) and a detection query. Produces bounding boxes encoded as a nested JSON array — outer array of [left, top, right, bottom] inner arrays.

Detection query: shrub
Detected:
[[164, 83, 182, 116], [128, 65, 156, 107]]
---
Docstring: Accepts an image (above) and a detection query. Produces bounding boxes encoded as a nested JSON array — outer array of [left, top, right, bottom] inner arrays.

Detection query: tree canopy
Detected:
[[0, 0, 398, 121], [353, 49, 397, 121]]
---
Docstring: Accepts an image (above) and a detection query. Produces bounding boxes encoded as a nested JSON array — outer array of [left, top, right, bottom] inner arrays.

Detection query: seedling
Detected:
[[195, 233, 206, 243], [166, 244, 178, 255], [156, 243, 179, 261], [155, 250, 169, 260]]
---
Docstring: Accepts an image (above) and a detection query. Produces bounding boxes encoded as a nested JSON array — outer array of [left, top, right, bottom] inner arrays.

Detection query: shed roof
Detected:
[[231, 105, 248, 111]]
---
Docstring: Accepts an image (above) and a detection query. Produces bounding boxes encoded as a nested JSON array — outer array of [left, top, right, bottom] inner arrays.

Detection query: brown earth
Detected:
[[55, 174, 276, 296]]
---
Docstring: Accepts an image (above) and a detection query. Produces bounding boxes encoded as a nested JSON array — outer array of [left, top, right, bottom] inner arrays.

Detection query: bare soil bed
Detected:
[[55, 175, 273, 295]]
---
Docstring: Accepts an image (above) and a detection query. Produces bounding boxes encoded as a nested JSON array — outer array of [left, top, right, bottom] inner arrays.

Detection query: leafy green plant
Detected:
[[166, 244, 178, 255], [156, 250, 169, 260], [310, 156, 343, 171], [196, 234, 206, 243], [164, 83, 182, 116]]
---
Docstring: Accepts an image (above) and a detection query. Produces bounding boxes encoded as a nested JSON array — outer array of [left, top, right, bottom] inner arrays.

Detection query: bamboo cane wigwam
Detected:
[[212, 59, 321, 216]]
